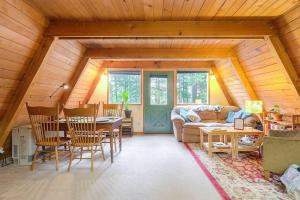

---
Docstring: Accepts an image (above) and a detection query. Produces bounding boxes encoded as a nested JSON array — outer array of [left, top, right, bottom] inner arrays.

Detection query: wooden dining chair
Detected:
[[64, 104, 105, 172], [26, 103, 71, 171], [103, 102, 123, 151]]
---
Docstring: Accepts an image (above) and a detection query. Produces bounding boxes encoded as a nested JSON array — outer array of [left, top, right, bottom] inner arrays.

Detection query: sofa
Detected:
[[171, 105, 259, 142], [263, 130, 300, 179]]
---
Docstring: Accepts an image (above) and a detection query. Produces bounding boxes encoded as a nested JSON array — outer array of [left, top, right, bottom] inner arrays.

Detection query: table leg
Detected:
[[109, 127, 114, 163], [119, 125, 122, 151], [231, 135, 234, 159], [235, 135, 239, 158], [208, 135, 212, 158], [200, 130, 204, 150]]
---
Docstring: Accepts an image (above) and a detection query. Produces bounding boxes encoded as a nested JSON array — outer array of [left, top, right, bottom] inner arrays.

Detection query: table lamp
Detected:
[[245, 100, 263, 129], [245, 100, 263, 114]]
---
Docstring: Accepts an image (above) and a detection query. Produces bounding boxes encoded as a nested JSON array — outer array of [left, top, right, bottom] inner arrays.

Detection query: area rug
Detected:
[[185, 143, 291, 200]]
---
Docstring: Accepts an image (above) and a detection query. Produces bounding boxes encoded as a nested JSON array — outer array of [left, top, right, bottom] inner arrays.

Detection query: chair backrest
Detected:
[[26, 103, 60, 145], [63, 104, 99, 144], [103, 102, 123, 117], [78, 102, 100, 116]]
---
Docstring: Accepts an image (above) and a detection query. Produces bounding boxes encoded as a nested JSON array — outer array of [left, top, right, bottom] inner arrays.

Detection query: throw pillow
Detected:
[[187, 110, 201, 122], [179, 109, 190, 122], [226, 111, 235, 123], [241, 110, 252, 119], [226, 110, 243, 123]]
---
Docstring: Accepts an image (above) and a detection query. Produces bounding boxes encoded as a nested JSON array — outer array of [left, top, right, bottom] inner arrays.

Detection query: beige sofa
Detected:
[[171, 105, 259, 142]]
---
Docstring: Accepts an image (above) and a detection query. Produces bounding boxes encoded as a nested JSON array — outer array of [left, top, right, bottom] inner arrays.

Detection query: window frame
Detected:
[[175, 70, 210, 105], [107, 70, 142, 105]]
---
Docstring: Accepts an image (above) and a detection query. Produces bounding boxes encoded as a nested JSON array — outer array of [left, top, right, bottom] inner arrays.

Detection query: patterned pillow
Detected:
[[187, 110, 201, 122], [179, 109, 190, 122]]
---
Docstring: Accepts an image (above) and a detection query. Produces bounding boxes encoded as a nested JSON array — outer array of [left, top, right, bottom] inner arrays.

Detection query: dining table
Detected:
[[58, 117, 123, 163]]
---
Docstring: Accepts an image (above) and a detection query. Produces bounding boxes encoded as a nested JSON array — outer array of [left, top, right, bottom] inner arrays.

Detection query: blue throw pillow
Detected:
[[226, 111, 235, 123], [180, 109, 191, 122], [241, 110, 252, 119], [226, 110, 243, 123]]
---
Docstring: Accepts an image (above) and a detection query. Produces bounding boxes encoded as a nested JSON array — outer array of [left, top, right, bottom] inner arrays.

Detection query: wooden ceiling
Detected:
[[78, 38, 247, 49], [30, 0, 299, 20]]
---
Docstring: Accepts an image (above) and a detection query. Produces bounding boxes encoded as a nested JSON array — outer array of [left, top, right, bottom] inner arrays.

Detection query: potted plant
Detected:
[[268, 105, 282, 121], [122, 91, 132, 118]]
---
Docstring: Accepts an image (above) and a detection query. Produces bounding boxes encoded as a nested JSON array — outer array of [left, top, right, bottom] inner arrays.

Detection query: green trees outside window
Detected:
[[177, 71, 208, 104], [108, 71, 141, 104]]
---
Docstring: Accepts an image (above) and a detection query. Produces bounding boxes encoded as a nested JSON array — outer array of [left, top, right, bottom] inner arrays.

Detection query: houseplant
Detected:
[[268, 105, 282, 121], [122, 91, 132, 118]]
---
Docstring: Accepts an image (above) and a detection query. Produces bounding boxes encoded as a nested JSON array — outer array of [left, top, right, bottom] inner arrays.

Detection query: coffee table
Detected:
[[200, 127, 235, 158], [199, 127, 264, 159]]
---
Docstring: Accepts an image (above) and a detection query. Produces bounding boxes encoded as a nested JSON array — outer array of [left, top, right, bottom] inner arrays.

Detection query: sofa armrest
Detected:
[[244, 116, 259, 127], [171, 110, 185, 141], [263, 136, 300, 174]]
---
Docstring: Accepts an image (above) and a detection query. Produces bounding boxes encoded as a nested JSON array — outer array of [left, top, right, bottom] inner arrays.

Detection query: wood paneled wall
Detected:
[[0, 0, 47, 120], [14, 40, 87, 126], [66, 59, 101, 107], [233, 39, 300, 114], [275, 5, 300, 79], [214, 59, 250, 107]]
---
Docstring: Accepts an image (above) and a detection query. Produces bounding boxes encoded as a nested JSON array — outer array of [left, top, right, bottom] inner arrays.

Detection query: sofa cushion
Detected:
[[187, 110, 201, 122], [217, 106, 240, 120], [179, 109, 190, 122], [196, 111, 217, 120], [183, 122, 233, 129], [226, 110, 244, 123]]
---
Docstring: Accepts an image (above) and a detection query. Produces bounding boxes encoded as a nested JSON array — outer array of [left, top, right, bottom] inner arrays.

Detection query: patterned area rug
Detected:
[[185, 143, 292, 200]]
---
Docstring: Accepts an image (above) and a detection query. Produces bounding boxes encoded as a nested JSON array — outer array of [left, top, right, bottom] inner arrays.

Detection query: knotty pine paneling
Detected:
[[214, 59, 250, 108], [30, 0, 299, 20], [66, 59, 101, 108], [14, 40, 86, 126], [0, 0, 47, 118], [234, 39, 300, 114], [275, 5, 300, 77]]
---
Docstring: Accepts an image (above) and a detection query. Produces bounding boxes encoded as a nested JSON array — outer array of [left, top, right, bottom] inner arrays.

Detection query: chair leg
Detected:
[[80, 147, 83, 161], [55, 146, 59, 171], [31, 146, 39, 171], [68, 146, 75, 172], [91, 147, 94, 172], [100, 142, 105, 160]]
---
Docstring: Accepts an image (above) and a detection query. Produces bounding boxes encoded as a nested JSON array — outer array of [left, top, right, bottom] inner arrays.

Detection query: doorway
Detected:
[[143, 71, 174, 133]]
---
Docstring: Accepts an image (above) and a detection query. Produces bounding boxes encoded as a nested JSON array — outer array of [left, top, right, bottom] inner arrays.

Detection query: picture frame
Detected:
[[234, 118, 244, 130]]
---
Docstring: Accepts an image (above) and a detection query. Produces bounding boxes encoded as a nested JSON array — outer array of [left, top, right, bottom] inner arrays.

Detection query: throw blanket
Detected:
[[193, 105, 223, 112], [280, 164, 300, 199]]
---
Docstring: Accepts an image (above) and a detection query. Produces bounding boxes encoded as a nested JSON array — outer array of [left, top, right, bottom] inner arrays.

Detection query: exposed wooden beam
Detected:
[[211, 63, 236, 106], [82, 67, 106, 104], [265, 35, 300, 96], [46, 20, 274, 39], [101, 61, 212, 69], [229, 54, 259, 101], [0, 36, 57, 146], [59, 56, 90, 110], [85, 48, 230, 60]]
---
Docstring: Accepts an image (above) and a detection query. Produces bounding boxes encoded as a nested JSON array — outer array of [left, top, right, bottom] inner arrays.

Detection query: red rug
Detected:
[[185, 143, 290, 200]]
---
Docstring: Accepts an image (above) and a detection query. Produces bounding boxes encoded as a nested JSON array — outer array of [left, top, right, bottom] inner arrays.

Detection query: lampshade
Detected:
[[245, 100, 263, 114]]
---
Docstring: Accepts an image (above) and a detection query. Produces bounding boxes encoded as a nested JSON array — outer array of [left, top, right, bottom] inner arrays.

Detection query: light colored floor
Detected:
[[0, 134, 221, 200]]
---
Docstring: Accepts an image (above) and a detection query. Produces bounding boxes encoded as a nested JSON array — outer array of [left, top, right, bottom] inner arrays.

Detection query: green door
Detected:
[[144, 71, 174, 133]]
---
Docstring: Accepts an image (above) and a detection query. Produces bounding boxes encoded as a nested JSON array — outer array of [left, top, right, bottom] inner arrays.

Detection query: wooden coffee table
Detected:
[[200, 127, 235, 158], [200, 127, 263, 159]]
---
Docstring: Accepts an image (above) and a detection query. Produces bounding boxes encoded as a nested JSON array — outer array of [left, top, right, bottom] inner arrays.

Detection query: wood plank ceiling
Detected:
[[30, 0, 299, 20], [78, 38, 246, 49]]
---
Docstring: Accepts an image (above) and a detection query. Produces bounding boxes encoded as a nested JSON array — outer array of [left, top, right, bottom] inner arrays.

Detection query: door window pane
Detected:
[[108, 71, 141, 104], [150, 76, 168, 105], [177, 71, 208, 104]]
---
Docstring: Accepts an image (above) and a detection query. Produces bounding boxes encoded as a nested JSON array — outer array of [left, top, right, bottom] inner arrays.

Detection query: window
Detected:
[[108, 71, 141, 104], [177, 71, 208, 104], [150, 75, 168, 105]]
